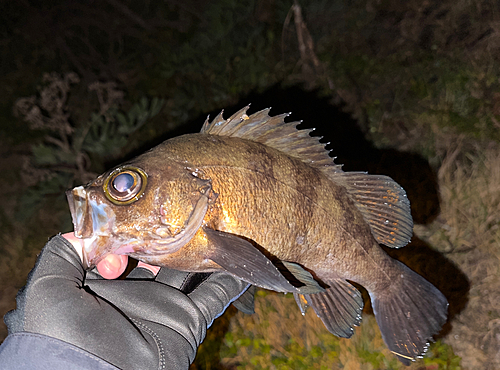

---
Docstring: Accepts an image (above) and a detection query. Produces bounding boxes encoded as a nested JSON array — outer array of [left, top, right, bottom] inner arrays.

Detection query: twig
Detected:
[[44, 135, 70, 153], [103, 0, 153, 31], [285, 1, 335, 91], [292, 1, 321, 73]]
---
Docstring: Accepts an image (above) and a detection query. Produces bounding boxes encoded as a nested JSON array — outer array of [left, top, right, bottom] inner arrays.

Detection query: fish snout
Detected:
[[66, 186, 118, 268]]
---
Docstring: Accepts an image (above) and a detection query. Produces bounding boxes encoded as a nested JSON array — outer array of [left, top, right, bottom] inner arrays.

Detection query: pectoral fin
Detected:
[[204, 228, 298, 293]]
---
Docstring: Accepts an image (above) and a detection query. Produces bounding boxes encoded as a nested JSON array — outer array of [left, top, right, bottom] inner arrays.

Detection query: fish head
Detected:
[[66, 160, 215, 269]]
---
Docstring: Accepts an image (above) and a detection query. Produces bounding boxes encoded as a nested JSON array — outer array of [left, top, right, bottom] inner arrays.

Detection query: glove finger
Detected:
[[87, 262, 198, 284], [85, 272, 248, 355], [85, 279, 207, 348], [188, 272, 250, 328], [155, 268, 214, 293], [178, 272, 212, 294], [86, 262, 155, 281], [85, 267, 103, 280], [154, 267, 192, 289], [137, 261, 160, 275], [126, 266, 156, 279]]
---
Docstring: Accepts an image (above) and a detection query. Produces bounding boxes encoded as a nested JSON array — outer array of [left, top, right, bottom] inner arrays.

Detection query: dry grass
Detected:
[[414, 139, 500, 369]]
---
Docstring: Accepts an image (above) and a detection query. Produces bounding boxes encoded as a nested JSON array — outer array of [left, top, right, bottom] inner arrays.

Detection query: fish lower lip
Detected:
[[66, 189, 76, 221], [66, 186, 94, 238]]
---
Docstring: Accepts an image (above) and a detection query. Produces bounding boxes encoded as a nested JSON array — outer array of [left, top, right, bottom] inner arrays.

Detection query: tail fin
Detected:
[[370, 261, 448, 365]]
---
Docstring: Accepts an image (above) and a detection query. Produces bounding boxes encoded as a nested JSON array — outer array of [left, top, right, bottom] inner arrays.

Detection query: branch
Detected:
[[292, 1, 321, 72], [103, 0, 153, 31], [44, 135, 71, 153]]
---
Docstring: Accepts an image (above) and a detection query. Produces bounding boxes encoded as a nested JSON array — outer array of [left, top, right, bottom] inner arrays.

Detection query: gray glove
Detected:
[[4, 235, 249, 370]]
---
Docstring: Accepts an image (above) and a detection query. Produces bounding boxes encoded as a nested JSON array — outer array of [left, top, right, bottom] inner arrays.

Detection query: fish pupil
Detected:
[[113, 173, 135, 193]]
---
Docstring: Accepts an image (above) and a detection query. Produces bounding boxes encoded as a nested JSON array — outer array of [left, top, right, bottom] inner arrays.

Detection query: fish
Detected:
[[66, 106, 448, 364]]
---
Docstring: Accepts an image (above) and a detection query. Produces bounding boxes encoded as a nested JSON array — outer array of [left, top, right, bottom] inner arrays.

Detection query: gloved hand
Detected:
[[4, 235, 249, 370]]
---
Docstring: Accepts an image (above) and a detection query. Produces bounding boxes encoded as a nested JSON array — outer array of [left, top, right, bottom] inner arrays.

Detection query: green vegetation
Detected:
[[13, 73, 164, 222]]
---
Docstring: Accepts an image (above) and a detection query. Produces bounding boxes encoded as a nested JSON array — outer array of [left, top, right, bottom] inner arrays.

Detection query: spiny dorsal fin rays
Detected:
[[240, 113, 293, 140], [201, 106, 249, 136], [200, 106, 341, 171]]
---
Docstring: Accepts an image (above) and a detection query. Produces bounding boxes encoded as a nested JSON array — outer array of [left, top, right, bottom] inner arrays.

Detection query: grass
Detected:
[[213, 290, 460, 370], [414, 140, 500, 369]]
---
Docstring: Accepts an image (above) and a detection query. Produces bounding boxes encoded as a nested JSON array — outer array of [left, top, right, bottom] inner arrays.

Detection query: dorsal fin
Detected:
[[201, 106, 413, 248], [201, 105, 341, 170]]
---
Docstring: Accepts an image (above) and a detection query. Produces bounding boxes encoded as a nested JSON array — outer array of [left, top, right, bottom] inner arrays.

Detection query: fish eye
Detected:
[[103, 166, 147, 205]]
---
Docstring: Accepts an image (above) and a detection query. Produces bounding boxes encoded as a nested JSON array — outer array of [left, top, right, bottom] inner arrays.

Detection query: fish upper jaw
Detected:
[[66, 186, 117, 268]]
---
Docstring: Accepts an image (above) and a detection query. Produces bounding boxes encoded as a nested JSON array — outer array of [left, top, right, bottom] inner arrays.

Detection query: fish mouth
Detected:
[[66, 186, 116, 268]]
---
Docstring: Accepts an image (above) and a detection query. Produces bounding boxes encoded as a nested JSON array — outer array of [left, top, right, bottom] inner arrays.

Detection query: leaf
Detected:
[[32, 144, 60, 165], [116, 112, 129, 128], [149, 97, 164, 117]]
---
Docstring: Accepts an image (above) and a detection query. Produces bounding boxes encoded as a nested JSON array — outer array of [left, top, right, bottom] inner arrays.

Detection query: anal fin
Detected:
[[303, 279, 363, 338], [204, 228, 298, 293], [293, 293, 309, 316]]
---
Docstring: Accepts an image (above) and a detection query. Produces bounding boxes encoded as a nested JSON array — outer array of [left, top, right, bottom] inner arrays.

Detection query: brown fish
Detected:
[[66, 106, 448, 364]]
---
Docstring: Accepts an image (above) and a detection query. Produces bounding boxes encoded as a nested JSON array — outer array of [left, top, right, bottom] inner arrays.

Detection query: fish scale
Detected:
[[66, 106, 448, 365]]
